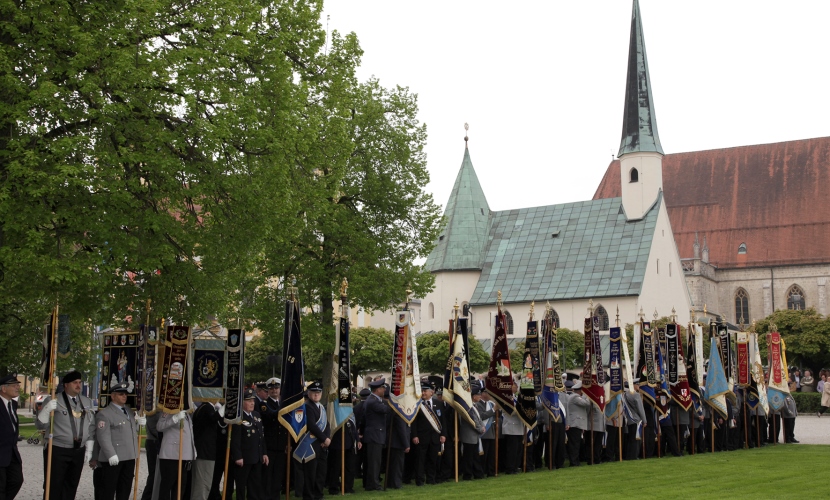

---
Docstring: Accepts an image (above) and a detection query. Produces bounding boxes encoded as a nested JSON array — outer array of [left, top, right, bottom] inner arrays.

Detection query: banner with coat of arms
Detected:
[[388, 309, 422, 425], [158, 325, 191, 414], [191, 337, 225, 403], [99, 330, 139, 408]]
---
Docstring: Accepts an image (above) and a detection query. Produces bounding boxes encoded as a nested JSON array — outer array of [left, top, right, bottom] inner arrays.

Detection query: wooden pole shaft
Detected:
[[454, 413, 458, 483], [44, 306, 59, 500], [286, 440, 292, 499], [743, 389, 748, 449], [618, 424, 622, 462], [222, 424, 233, 500], [548, 423, 553, 470], [494, 409, 499, 477], [177, 416, 184, 500], [341, 430, 345, 496]]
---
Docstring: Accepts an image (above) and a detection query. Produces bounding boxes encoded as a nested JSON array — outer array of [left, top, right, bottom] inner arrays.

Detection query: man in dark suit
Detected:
[[410, 380, 444, 486], [261, 377, 287, 500], [231, 388, 268, 500], [292, 381, 330, 500], [0, 374, 23, 499], [361, 378, 389, 491]]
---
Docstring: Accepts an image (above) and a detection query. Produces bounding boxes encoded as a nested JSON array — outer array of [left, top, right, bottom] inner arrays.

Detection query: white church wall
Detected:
[[621, 152, 663, 220]]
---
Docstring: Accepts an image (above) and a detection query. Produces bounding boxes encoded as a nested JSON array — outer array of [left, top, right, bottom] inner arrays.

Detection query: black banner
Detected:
[[99, 331, 139, 408], [224, 329, 245, 424]]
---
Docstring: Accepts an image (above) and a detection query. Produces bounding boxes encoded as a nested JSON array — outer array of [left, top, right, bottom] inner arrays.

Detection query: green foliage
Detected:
[[349, 327, 394, 385], [755, 308, 830, 372], [416, 331, 489, 376], [243, 331, 280, 384], [791, 392, 821, 413]]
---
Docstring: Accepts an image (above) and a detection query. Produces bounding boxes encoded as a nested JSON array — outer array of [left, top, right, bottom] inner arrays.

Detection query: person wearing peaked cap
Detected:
[[358, 388, 371, 399], [411, 378, 444, 486], [94, 382, 141, 500], [459, 386, 486, 480], [0, 374, 23, 499], [362, 378, 389, 491], [36, 370, 97, 500], [564, 380, 575, 389], [262, 378, 286, 500], [230, 386, 268, 500], [623, 383, 648, 461], [564, 379, 589, 468], [156, 401, 197, 499], [293, 380, 330, 500]]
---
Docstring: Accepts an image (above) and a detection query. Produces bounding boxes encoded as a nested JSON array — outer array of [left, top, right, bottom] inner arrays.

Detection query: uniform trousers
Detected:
[[190, 459, 214, 500], [414, 440, 440, 484], [140, 439, 159, 500], [294, 445, 326, 500], [157, 458, 191, 500], [503, 435, 523, 473], [264, 448, 286, 500], [386, 448, 406, 488], [232, 460, 262, 500], [565, 428, 583, 466], [0, 450, 23, 500], [363, 443, 383, 491], [481, 439, 496, 476], [42, 445, 85, 500], [326, 448, 356, 493], [460, 442, 484, 479], [97, 459, 135, 500]]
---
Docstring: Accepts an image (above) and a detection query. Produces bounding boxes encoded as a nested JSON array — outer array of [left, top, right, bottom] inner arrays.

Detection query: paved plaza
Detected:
[[11, 416, 828, 499]]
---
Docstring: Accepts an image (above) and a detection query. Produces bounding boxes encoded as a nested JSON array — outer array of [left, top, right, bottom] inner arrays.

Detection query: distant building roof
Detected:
[[594, 137, 830, 268], [469, 194, 660, 306], [426, 147, 492, 272]]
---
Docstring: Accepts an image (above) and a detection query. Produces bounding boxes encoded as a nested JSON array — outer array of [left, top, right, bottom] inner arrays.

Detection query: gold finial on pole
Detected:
[[690, 308, 695, 326], [615, 305, 620, 328], [653, 308, 658, 321], [703, 304, 708, 323], [497, 290, 503, 308], [671, 307, 677, 323], [588, 299, 594, 316], [340, 278, 348, 298], [639, 306, 644, 322], [454, 299, 459, 320], [751, 320, 757, 333], [529, 301, 535, 321]]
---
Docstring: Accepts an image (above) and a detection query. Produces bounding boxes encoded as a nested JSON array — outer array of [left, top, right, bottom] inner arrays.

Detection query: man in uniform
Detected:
[[385, 404, 410, 489], [0, 374, 23, 499], [500, 382, 524, 475], [327, 412, 358, 495], [292, 381, 330, 500], [37, 370, 97, 500], [191, 402, 226, 500], [352, 388, 370, 488], [410, 380, 444, 486], [564, 380, 589, 467], [477, 391, 498, 476], [231, 388, 268, 500], [94, 381, 144, 500], [261, 377, 287, 500], [458, 386, 486, 480], [361, 378, 388, 491], [623, 382, 647, 460]]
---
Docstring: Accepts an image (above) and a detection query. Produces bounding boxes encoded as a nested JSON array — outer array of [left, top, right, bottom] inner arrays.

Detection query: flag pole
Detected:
[[286, 440, 292, 498], [340, 429, 345, 496], [221, 425, 232, 500], [133, 300, 151, 500], [452, 302, 459, 483], [618, 422, 623, 462], [706, 307, 715, 454], [589, 404, 594, 465], [494, 408, 499, 476], [548, 422, 553, 470], [689, 310, 696, 455], [44, 304, 59, 500]]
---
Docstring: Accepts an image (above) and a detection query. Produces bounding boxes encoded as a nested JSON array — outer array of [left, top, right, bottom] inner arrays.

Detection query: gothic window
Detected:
[[595, 305, 610, 331], [738, 243, 747, 254], [429, 302, 434, 319], [787, 285, 806, 310], [629, 168, 639, 183], [505, 310, 515, 336], [734, 288, 749, 325]]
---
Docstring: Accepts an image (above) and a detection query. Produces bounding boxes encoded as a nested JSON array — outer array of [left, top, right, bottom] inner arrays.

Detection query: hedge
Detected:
[[791, 392, 821, 413]]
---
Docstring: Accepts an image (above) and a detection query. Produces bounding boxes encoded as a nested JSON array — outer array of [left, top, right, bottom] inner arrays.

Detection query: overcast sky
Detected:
[[322, 1, 830, 213]]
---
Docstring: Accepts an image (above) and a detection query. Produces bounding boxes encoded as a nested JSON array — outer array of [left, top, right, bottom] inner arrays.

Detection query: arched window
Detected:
[[429, 302, 434, 319], [787, 285, 806, 310], [738, 243, 747, 254], [734, 288, 749, 325], [548, 309, 561, 329], [595, 305, 610, 331], [505, 310, 515, 336], [629, 168, 639, 183]]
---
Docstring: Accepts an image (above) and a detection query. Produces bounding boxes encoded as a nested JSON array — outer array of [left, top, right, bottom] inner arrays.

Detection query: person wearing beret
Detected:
[[230, 388, 268, 500], [292, 381, 330, 500], [94, 382, 144, 500], [36, 370, 97, 500], [0, 374, 23, 499], [361, 378, 389, 491]]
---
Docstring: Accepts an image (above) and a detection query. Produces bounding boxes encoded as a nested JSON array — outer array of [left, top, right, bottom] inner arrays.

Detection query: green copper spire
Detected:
[[618, 0, 663, 157], [425, 141, 491, 272]]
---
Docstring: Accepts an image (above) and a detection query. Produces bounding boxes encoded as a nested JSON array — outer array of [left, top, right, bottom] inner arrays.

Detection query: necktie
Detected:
[[7, 402, 14, 424], [72, 397, 77, 406], [122, 407, 128, 416]]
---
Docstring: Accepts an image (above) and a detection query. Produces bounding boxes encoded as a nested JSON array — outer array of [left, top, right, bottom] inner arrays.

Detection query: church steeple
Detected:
[[425, 131, 491, 273], [618, 0, 663, 157], [618, 0, 664, 221]]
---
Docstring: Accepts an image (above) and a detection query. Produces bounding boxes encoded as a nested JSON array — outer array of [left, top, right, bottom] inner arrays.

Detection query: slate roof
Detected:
[[618, 0, 663, 157], [469, 194, 660, 306], [594, 137, 830, 269], [426, 147, 492, 272]]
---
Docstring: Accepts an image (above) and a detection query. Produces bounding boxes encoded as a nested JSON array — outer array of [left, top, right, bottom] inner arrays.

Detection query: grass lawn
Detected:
[[343, 445, 826, 499]]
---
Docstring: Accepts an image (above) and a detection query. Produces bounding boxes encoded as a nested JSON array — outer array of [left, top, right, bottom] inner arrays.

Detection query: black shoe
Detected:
[[790, 439, 800, 444]]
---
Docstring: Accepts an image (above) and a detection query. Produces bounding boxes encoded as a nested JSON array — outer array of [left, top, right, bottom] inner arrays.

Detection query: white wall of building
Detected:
[[620, 152, 663, 220]]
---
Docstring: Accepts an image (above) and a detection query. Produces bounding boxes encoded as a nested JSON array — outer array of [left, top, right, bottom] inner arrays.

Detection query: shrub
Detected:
[[791, 392, 821, 413]]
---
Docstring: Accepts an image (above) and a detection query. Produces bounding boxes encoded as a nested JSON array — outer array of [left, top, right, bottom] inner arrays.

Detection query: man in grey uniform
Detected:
[[563, 380, 589, 467], [36, 370, 97, 500], [95, 382, 144, 500], [623, 382, 647, 460]]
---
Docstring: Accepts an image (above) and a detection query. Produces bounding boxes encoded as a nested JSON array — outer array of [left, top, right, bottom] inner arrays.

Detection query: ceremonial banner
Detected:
[[486, 307, 515, 414], [766, 331, 789, 411], [605, 392, 623, 421], [328, 311, 354, 432], [748, 333, 769, 415], [446, 318, 475, 427], [635, 321, 657, 408], [516, 321, 539, 429], [541, 311, 563, 422], [40, 314, 72, 390], [224, 329, 245, 425], [582, 317, 605, 412], [136, 325, 159, 415], [99, 330, 139, 408], [667, 324, 692, 411], [736, 332, 750, 387], [158, 325, 191, 414], [620, 324, 634, 394], [654, 343, 670, 417], [608, 327, 623, 398], [685, 323, 702, 398], [703, 338, 729, 419], [389, 310, 422, 425], [279, 299, 307, 441], [715, 324, 736, 403], [191, 338, 225, 403]]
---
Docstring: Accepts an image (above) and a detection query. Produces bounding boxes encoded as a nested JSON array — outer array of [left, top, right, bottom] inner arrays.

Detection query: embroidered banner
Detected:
[[668, 324, 692, 411], [279, 299, 307, 441], [704, 338, 729, 419], [446, 318, 475, 427], [766, 331, 789, 411], [328, 311, 354, 432], [389, 310, 422, 425], [191, 338, 225, 403], [583, 317, 605, 412], [99, 330, 139, 409], [541, 311, 563, 422], [136, 325, 159, 415], [158, 325, 190, 414], [736, 332, 750, 387], [486, 308, 515, 414], [224, 329, 245, 425], [609, 327, 622, 397]]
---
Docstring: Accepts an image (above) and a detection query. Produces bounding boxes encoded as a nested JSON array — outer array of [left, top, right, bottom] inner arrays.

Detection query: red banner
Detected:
[[736, 333, 749, 387], [769, 332, 782, 385]]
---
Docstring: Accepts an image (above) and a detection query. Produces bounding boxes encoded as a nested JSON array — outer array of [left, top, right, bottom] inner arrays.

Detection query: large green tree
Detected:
[[756, 308, 830, 372], [416, 331, 489, 376]]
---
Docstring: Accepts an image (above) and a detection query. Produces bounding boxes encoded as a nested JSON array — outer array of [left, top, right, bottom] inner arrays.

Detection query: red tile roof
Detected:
[[593, 137, 830, 269]]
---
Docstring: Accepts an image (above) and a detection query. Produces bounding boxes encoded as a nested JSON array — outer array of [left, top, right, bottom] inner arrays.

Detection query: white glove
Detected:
[[172, 410, 187, 424], [136, 415, 147, 426], [84, 440, 94, 463], [218, 404, 225, 418], [108, 455, 119, 466], [38, 400, 58, 424]]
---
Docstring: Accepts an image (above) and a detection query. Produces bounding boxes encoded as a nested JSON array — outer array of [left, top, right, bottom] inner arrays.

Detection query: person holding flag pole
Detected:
[[540, 301, 565, 470], [327, 278, 354, 496], [132, 299, 151, 500], [221, 322, 245, 500], [485, 291, 515, 477], [279, 285, 308, 499]]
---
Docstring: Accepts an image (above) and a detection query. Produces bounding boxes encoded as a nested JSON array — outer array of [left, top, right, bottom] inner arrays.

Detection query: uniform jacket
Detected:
[[329, 417, 358, 451], [564, 392, 590, 431], [231, 411, 266, 464], [304, 399, 331, 444], [411, 397, 444, 444], [623, 391, 647, 424], [670, 401, 690, 426], [157, 412, 197, 460], [36, 392, 96, 448], [781, 395, 798, 418], [387, 413, 411, 450], [361, 394, 388, 445], [95, 403, 138, 461], [263, 397, 288, 451], [458, 406, 484, 445], [589, 401, 605, 431], [353, 399, 367, 436], [477, 400, 498, 439], [0, 397, 20, 467], [192, 403, 224, 460], [500, 405, 525, 436]]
